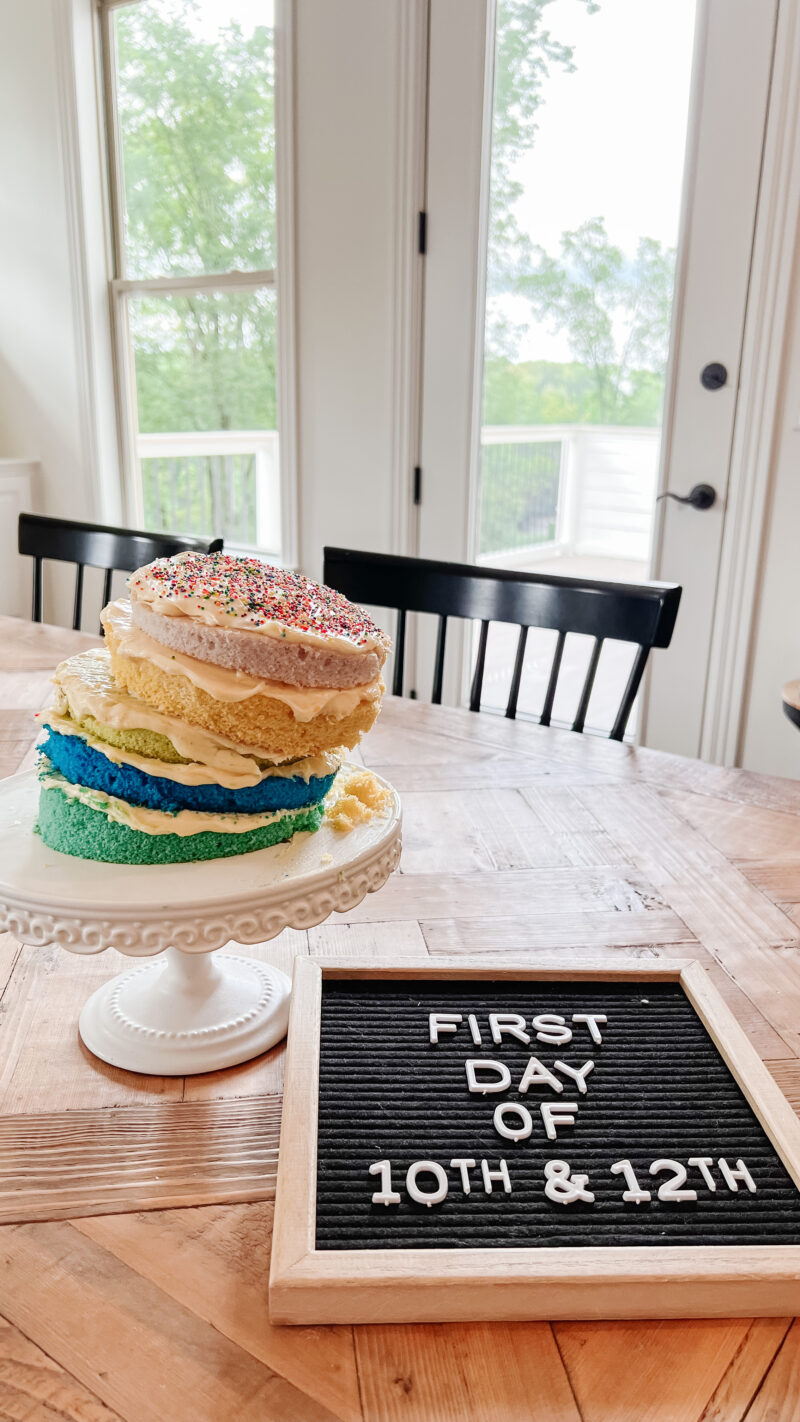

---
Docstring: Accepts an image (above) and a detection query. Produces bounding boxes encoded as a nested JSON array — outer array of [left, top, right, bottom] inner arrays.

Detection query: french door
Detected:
[[414, 0, 778, 756]]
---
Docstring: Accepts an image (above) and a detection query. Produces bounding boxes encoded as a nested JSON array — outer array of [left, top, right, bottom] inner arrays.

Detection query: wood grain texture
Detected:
[[0, 1097, 281, 1224], [0, 1310, 124, 1422], [3, 618, 800, 1416]]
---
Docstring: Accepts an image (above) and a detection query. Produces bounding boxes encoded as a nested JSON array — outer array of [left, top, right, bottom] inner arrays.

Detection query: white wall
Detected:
[[0, 0, 118, 622], [739, 252, 800, 778]]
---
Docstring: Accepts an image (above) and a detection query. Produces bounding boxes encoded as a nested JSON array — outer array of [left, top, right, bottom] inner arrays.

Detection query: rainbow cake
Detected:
[[36, 552, 390, 865]]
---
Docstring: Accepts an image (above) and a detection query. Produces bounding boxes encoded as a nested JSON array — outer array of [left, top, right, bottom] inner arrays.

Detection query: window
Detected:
[[101, 0, 293, 561]]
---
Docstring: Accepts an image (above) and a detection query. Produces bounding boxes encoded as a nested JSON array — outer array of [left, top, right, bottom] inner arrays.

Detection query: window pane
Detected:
[[477, 0, 696, 732], [130, 287, 280, 556], [112, 0, 276, 279]]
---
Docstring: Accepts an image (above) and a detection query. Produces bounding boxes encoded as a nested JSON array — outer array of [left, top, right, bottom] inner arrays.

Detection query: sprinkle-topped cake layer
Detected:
[[131, 551, 390, 655]]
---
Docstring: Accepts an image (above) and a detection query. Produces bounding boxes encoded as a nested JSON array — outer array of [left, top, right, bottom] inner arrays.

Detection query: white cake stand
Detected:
[[0, 768, 401, 1075]]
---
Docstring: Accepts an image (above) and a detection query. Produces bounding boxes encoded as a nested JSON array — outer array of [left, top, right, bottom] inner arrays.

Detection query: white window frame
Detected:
[[97, 0, 298, 566]]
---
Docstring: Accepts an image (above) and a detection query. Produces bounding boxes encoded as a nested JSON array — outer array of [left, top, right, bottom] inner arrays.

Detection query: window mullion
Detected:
[[112, 269, 276, 297]]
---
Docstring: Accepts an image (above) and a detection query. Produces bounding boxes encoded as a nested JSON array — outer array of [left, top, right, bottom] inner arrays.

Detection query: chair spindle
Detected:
[[505, 625, 528, 719], [32, 558, 43, 623], [539, 630, 566, 727], [392, 608, 407, 697], [572, 637, 604, 733], [102, 567, 113, 608], [469, 620, 490, 712], [432, 615, 448, 704], [610, 643, 650, 741], [72, 564, 85, 631]]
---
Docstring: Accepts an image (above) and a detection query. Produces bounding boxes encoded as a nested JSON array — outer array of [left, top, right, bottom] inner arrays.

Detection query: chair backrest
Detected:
[[19, 513, 223, 631], [323, 546, 682, 741]]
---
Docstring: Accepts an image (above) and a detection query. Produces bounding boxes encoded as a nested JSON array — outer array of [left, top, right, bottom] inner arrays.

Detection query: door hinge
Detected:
[[413, 466, 422, 505], [417, 211, 427, 255]]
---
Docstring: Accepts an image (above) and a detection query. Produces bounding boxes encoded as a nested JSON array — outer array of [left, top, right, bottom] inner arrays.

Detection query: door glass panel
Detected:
[[477, 0, 697, 732]]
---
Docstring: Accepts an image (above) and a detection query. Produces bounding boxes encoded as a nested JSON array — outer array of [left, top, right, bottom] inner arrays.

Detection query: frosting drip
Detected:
[[40, 709, 342, 790], [130, 550, 390, 655], [53, 649, 300, 771], [38, 764, 321, 837], [102, 601, 383, 722]]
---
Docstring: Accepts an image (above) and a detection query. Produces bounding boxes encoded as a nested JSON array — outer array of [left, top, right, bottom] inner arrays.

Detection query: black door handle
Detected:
[[656, 483, 716, 511]]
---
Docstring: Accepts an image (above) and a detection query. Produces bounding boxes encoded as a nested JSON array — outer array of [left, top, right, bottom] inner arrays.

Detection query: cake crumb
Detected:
[[325, 767, 391, 833], [320, 852, 333, 864]]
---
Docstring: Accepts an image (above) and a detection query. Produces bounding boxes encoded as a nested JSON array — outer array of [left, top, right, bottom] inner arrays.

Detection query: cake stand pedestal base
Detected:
[[78, 947, 291, 1075]]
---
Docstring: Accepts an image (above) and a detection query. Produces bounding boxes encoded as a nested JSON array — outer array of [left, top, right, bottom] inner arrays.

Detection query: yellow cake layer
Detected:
[[105, 619, 383, 757]]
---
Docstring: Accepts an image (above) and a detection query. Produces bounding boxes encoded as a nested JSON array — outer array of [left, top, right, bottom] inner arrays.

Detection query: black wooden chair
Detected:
[[323, 547, 682, 741], [19, 513, 223, 632]]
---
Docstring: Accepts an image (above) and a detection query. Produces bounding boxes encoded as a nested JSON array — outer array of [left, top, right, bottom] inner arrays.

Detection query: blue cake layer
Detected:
[[40, 727, 337, 813]]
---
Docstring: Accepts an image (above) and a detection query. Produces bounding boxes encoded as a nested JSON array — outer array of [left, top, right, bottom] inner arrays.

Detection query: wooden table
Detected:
[[1, 612, 800, 1420]]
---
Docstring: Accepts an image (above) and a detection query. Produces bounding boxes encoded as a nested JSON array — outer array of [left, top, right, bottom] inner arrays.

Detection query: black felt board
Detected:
[[315, 979, 800, 1250]]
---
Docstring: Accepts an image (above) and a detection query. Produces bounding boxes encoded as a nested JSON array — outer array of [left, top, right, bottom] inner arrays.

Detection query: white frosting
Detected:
[[39, 766, 317, 838], [42, 708, 341, 791], [103, 600, 383, 722], [53, 649, 300, 772]]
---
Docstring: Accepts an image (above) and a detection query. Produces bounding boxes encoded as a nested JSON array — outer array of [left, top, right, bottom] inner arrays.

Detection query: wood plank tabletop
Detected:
[[1, 611, 800, 1420]]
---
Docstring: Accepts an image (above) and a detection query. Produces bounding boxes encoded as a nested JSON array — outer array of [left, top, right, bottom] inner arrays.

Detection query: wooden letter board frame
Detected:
[[269, 958, 800, 1324]]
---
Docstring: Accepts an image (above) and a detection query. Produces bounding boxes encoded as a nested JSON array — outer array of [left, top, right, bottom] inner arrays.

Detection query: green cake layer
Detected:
[[74, 711, 193, 764], [37, 782, 325, 865]]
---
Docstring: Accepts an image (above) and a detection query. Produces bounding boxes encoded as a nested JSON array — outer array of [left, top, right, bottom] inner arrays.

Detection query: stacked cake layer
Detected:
[[36, 554, 390, 865]]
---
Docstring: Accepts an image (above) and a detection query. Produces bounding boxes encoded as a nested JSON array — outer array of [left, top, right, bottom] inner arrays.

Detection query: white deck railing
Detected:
[[134, 424, 659, 566], [479, 424, 660, 564], [136, 430, 281, 557]]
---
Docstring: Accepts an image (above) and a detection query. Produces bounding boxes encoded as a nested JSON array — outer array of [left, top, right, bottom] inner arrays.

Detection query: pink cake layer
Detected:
[[130, 598, 381, 688]]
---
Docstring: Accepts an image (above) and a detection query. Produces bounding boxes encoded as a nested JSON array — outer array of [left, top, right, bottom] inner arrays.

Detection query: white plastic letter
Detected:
[[540, 1100, 578, 1140], [649, 1160, 697, 1202], [481, 1159, 512, 1194], [406, 1161, 448, 1207], [429, 1012, 462, 1044], [467, 1013, 482, 1045], [532, 1013, 572, 1046], [610, 1158, 651, 1204], [553, 1059, 595, 1095], [718, 1158, 757, 1193], [517, 1056, 563, 1094], [688, 1156, 717, 1192], [369, 1160, 401, 1206], [489, 1012, 530, 1045], [465, 1059, 512, 1095], [572, 1013, 607, 1045], [493, 1102, 534, 1142], [450, 1158, 477, 1194]]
